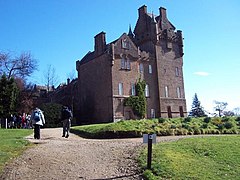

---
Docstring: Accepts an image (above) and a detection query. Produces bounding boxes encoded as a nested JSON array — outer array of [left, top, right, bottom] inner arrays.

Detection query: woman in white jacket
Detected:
[[30, 107, 45, 139]]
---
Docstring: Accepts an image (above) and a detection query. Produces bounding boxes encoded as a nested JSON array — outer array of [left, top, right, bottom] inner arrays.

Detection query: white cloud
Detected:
[[194, 72, 210, 76]]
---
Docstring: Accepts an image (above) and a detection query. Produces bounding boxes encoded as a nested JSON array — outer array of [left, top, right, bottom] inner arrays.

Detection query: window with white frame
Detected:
[[145, 84, 149, 97], [121, 58, 131, 70], [177, 87, 181, 98], [151, 109, 155, 118], [149, 65, 152, 74], [175, 67, 179, 77], [139, 63, 144, 73], [131, 83, 136, 96], [165, 86, 169, 97], [121, 59, 125, 69], [118, 83, 123, 96], [126, 59, 131, 70]]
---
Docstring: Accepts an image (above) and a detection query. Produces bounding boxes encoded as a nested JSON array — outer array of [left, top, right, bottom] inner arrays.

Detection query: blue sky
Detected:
[[1, 0, 240, 113]]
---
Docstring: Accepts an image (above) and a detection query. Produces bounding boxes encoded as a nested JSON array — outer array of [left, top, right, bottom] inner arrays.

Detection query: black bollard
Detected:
[[147, 134, 153, 169]]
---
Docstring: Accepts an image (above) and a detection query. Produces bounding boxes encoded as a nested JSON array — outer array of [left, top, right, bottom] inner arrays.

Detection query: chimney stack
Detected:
[[94, 32, 106, 55], [159, 7, 167, 20], [138, 5, 147, 16]]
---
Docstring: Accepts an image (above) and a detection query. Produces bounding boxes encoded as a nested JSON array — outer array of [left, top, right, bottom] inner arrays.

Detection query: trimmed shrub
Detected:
[[224, 121, 234, 129], [166, 129, 175, 136], [204, 117, 211, 123], [158, 118, 166, 123], [156, 129, 168, 136], [184, 117, 192, 123], [201, 123, 208, 129], [194, 128, 201, 135], [235, 117, 240, 122], [182, 124, 191, 131], [212, 118, 222, 126], [222, 116, 230, 122], [175, 128, 188, 135], [200, 129, 205, 134], [218, 124, 224, 130], [170, 124, 177, 129]]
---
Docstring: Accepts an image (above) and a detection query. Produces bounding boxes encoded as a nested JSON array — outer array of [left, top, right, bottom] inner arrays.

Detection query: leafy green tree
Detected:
[[189, 93, 206, 117], [39, 103, 62, 128], [0, 74, 19, 119]]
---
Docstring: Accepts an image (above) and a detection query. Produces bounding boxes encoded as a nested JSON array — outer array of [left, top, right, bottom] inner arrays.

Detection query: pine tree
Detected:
[[189, 93, 206, 117]]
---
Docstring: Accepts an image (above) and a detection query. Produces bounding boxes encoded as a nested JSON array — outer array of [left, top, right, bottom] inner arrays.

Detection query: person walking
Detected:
[[61, 106, 72, 138], [30, 107, 45, 139]]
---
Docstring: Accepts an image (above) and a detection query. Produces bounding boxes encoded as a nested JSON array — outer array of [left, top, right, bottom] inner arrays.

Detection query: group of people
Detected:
[[29, 106, 73, 139], [7, 113, 32, 129]]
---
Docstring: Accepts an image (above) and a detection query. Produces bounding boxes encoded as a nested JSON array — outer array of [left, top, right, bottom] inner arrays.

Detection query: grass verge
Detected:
[[138, 135, 240, 180], [0, 129, 32, 174]]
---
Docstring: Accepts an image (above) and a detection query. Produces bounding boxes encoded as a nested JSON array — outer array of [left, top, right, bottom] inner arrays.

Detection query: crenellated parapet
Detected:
[[134, 5, 184, 57]]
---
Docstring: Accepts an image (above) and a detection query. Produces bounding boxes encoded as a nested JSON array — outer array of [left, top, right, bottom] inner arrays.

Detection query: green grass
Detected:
[[139, 135, 240, 180], [71, 117, 240, 138], [0, 129, 32, 174]]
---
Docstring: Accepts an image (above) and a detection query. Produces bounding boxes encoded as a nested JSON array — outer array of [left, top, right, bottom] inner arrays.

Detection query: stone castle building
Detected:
[[76, 5, 187, 124]]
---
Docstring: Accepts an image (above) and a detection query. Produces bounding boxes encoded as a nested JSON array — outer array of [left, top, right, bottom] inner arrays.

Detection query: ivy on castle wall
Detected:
[[124, 79, 146, 119]]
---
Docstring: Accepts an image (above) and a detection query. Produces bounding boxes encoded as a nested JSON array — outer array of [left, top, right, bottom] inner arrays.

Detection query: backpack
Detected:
[[62, 108, 72, 119], [33, 111, 41, 122]]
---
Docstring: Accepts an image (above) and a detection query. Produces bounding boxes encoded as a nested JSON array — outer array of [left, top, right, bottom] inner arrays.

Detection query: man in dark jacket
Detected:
[[61, 106, 72, 138]]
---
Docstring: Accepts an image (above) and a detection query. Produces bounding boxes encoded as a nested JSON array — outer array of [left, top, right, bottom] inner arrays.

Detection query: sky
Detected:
[[1, 0, 240, 114]]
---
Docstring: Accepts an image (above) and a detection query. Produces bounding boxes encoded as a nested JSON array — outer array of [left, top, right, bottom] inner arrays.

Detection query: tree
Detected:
[[223, 111, 234, 117], [43, 64, 59, 91], [0, 51, 38, 80], [233, 107, 240, 116], [67, 69, 77, 81], [0, 75, 19, 119], [124, 79, 146, 119], [189, 93, 206, 117], [39, 103, 62, 128], [214, 101, 228, 117], [17, 81, 36, 114]]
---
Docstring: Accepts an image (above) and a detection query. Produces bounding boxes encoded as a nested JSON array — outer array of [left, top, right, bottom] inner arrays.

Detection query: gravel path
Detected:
[[1, 128, 196, 180]]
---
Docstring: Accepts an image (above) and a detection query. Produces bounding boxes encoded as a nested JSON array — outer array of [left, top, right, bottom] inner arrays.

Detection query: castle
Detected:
[[75, 5, 187, 124]]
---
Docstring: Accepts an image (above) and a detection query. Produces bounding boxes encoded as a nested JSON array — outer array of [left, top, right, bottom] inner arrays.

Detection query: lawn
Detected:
[[0, 129, 33, 174], [139, 135, 240, 180], [71, 117, 240, 139]]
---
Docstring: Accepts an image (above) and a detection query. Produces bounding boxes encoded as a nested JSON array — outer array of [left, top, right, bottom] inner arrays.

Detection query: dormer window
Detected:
[[121, 58, 131, 70], [122, 39, 129, 49]]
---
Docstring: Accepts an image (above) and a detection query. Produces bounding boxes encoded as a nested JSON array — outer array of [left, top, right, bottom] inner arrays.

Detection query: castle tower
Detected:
[[134, 5, 187, 118]]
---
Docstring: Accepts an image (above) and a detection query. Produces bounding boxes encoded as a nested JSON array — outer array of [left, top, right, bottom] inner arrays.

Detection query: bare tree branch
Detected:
[[0, 51, 38, 79], [214, 100, 228, 117], [43, 64, 59, 91]]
